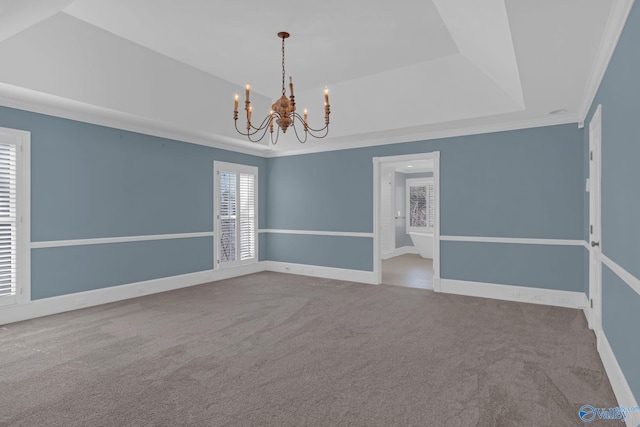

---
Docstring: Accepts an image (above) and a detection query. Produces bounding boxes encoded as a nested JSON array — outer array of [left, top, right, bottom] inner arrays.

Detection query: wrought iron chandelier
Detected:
[[233, 32, 330, 144]]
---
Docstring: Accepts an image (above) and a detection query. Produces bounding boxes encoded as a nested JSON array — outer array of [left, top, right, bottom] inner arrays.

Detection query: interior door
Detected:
[[588, 105, 602, 336]]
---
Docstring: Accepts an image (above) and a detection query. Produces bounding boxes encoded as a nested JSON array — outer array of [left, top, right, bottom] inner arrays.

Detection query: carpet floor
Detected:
[[0, 272, 617, 426]]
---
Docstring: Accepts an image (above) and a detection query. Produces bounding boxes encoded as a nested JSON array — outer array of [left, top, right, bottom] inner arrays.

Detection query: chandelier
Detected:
[[233, 32, 330, 144]]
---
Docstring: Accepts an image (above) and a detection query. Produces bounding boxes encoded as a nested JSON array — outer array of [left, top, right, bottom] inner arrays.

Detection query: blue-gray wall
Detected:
[[0, 106, 267, 299], [266, 124, 585, 291], [583, 1, 640, 402]]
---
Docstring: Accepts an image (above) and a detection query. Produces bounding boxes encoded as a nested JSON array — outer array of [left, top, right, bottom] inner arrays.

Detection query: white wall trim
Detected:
[[30, 231, 215, 249], [597, 330, 640, 427], [265, 261, 377, 285], [266, 115, 579, 158], [0, 81, 583, 160], [381, 246, 419, 260], [601, 254, 640, 296], [578, 0, 635, 122], [0, 82, 270, 157], [0, 262, 266, 326], [258, 229, 373, 238], [440, 235, 586, 246], [440, 278, 588, 309]]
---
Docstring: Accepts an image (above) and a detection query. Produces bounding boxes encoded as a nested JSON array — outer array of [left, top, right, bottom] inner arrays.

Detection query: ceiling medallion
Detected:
[[233, 32, 330, 144]]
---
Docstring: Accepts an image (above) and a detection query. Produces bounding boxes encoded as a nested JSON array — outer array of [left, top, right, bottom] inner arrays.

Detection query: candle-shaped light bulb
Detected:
[[234, 93, 239, 112], [245, 84, 250, 102], [303, 108, 308, 123], [289, 76, 294, 97], [248, 105, 252, 122], [269, 110, 274, 132], [324, 86, 329, 104]]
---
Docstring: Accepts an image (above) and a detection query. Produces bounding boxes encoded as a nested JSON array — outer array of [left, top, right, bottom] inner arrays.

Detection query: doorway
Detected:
[[373, 152, 441, 291]]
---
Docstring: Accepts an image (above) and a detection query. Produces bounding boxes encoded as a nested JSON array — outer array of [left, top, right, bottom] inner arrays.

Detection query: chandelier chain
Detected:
[[281, 36, 286, 96]]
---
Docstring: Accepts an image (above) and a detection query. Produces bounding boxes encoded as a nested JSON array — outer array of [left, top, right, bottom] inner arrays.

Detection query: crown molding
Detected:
[[265, 114, 580, 158], [578, 0, 635, 122], [0, 83, 270, 157], [0, 83, 583, 160]]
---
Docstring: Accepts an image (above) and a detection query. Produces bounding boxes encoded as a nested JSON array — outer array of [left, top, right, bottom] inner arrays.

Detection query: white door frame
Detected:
[[587, 104, 602, 340], [372, 152, 441, 290]]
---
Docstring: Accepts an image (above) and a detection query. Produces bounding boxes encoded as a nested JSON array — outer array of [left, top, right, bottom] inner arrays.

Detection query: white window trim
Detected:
[[0, 127, 30, 307], [213, 161, 258, 270], [406, 177, 434, 233]]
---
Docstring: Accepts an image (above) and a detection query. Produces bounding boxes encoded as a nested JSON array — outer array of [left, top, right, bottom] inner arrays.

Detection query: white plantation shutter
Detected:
[[426, 182, 435, 230], [239, 173, 255, 260], [215, 162, 257, 267], [0, 143, 17, 299]]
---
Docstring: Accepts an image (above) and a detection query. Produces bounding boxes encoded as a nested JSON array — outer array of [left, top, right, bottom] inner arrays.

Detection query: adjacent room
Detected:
[[379, 156, 437, 290], [0, 1, 639, 425]]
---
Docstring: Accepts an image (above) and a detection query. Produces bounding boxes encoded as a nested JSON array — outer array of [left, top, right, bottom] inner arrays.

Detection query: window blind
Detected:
[[0, 143, 17, 299], [426, 182, 435, 229], [217, 166, 257, 266], [407, 178, 435, 232]]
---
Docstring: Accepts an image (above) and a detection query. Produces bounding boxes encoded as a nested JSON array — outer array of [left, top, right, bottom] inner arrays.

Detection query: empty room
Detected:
[[1, 1, 639, 426]]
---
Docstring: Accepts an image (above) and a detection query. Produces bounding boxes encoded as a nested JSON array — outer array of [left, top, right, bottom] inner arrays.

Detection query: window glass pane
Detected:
[[219, 172, 237, 263], [409, 185, 427, 227]]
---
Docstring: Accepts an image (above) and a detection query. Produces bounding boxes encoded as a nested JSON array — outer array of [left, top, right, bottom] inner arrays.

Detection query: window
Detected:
[[214, 161, 257, 268], [406, 178, 434, 233], [0, 128, 28, 307]]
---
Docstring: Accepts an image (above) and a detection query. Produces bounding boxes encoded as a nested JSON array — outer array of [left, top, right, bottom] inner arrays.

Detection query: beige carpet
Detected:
[[0, 272, 617, 426]]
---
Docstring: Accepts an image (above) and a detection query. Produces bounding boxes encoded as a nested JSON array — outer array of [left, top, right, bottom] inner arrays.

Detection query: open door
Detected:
[[587, 105, 602, 339]]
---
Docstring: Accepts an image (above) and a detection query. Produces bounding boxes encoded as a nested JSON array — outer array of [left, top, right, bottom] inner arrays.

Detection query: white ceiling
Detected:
[[0, 0, 622, 155]]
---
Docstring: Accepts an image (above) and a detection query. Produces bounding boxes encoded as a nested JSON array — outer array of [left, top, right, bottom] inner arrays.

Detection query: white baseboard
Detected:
[[0, 262, 267, 326], [0, 260, 377, 325], [597, 330, 640, 426], [439, 279, 588, 309], [265, 261, 377, 285], [381, 246, 419, 260]]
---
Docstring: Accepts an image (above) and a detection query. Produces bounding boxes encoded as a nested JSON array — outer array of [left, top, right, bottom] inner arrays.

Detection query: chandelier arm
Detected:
[[291, 112, 329, 135], [306, 125, 329, 139], [246, 122, 272, 143], [291, 122, 308, 144], [235, 120, 262, 137], [270, 123, 281, 145], [235, 116, 270, 137], [248, 114, 272, 132]]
